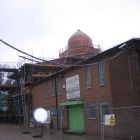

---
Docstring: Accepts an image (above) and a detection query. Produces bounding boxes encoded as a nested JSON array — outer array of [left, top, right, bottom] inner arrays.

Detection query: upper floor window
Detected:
[[57, 78, 62, 95], [45, 80, 49, 97], [52, 78, 56, 96], [98, 63, 105, 85], [85, 65, 92, 88]]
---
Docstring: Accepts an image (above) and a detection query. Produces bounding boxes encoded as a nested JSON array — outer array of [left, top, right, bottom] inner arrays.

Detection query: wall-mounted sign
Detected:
[[104, 114, 115, 126], [66, 75, 80, 99]]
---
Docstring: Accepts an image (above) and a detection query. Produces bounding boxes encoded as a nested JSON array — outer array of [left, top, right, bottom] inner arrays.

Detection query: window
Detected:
[[50, 106, 64, 118], [87, 103, 96, 118], [51, 107, 57, 118], [52, 78, 56, 96], [98, 63, 105, 85], [57, 78, 62, 95], [45, 80, 49, 97], [85, 65, 92, 88], [100, 102, 110, 115], [58, 106, 64, 118]]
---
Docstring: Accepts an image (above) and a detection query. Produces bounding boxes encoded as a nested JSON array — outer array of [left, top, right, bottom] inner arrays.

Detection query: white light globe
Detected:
[[33, 108, 48, 123]]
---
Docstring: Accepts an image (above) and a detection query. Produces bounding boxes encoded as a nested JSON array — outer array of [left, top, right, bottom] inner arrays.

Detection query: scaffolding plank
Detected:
[[0, 68, 18, 72], [28, 63, 60, 67], [0, 84, 18, 91], [31, 74, 49, 77]]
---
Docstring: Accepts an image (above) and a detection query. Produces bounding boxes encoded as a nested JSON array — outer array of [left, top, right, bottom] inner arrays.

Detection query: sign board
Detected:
[[104, 114, 115, 126], [66, 75, 80, 99]]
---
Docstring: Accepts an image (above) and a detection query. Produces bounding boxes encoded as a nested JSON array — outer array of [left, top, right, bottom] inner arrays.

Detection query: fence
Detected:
[[46, 106, 140, 140], [0, 105, 140, 140], [101, 106, 140, 140]]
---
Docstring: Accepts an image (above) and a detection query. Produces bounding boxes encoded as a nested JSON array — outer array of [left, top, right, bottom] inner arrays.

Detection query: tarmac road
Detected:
[[0, 123, 95, 140]]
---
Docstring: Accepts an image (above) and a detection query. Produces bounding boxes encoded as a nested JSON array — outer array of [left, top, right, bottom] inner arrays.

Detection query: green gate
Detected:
[[69, 105, 84, 131]]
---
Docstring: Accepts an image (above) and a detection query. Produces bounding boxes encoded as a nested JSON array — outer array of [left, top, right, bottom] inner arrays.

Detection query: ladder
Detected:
[[19, 65, 29, 128]]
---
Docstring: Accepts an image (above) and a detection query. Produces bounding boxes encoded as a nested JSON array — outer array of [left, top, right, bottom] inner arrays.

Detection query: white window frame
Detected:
[[85, 65, 92, 88], [98, 62, 105, 85]]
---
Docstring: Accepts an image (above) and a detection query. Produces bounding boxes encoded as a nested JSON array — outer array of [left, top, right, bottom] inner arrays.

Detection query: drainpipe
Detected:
[[54, 76, 58, 129]]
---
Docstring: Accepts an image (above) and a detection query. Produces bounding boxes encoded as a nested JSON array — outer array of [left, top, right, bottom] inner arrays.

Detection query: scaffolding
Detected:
[[0, 59, 63, 127], [0, 62, 32, 128], [0, 39, 64, 128], [0, 64, 19, 124]]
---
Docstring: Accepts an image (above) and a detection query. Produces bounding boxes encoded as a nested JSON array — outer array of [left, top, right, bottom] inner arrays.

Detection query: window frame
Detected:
[[52, 78, 56, 96], [58, 106, 64, 118], [57, 78, 62, 95], [85, 65, 92, 88], [98, 62, 105, 86], [86, 103, 96, 119], [45, 80, 49, 97], [50, 106, 57, 118], [99, 102, 111, 116]]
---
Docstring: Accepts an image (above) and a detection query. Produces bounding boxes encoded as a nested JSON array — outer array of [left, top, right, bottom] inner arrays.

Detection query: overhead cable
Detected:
[[18, 56, 40, 63], [65, 50, 125, 67], [0, 39, 64, 67]]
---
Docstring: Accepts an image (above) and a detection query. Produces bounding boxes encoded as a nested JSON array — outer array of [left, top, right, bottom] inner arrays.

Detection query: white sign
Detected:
[[66, 75, 80, 99], [104, 114, 115, 126]]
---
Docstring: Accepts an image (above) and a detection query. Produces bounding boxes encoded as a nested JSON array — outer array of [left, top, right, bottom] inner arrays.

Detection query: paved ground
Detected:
[[0, 123, 97, 140]]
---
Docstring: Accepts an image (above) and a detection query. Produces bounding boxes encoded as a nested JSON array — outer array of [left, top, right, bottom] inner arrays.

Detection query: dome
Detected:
[[68, 30, 93, 49]]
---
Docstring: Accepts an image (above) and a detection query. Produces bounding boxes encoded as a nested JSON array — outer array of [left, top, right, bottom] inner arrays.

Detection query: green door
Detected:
[[69, 105, 84, 131]]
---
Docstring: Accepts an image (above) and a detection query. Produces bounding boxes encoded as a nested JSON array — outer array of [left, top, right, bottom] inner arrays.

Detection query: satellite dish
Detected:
[[33, 108, 50, 123]]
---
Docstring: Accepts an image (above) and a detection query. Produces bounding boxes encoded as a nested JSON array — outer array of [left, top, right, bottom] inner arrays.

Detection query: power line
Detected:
[[63, 50, 125, 67], [18, 56, 40, 63], [0, 39, 129, 72], [0, 39, 64, 67]]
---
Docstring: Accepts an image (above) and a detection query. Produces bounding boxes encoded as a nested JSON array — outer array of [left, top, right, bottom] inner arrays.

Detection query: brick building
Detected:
[[32, 32, 140, 139]]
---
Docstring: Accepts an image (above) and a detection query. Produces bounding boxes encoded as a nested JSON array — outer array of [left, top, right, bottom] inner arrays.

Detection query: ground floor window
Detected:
[[51, 107, 57, 118], [100, 102, 110, 115], [50, 106, 64, 118], [86, 103, 96, 118], [58, 106, 64, 118]]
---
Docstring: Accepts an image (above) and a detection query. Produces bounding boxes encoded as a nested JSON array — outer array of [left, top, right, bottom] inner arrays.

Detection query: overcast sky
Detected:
[[0, 0, 140, 65]]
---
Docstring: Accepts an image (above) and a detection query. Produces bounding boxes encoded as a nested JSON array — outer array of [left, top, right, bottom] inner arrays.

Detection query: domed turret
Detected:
[[59, 30, 100, 59], [68, 30, 93, 48]]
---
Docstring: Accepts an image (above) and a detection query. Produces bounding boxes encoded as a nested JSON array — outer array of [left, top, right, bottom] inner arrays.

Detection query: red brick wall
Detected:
[[109, 50, 140, 107], [32, 80, 56, 109], [109, 49, 140, 138]]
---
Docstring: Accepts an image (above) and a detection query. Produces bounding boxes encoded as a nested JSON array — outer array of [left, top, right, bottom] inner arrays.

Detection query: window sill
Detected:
[[45, 96, 49, 98], [87, 117, 96, 120], [99, 84, 105, 87], [86, 86, 91, 89], [52, 95, 56, 97], [51, 116, 57, 118]]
